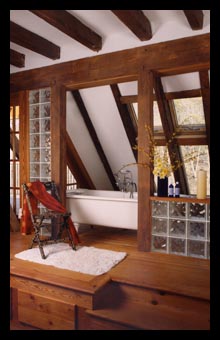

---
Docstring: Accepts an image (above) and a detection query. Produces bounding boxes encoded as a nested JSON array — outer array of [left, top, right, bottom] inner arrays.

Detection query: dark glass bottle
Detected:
[[168, 183, 174, 197], [174, 182, 180, 197]]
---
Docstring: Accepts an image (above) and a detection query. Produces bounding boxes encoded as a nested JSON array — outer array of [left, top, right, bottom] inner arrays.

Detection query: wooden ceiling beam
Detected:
[[10, 48, 25, 68], [120, 89, 202, 104], [183, 10, 204, 30], [71, 90, 118, 190], [10, 33, 210, 92], [10, 21, 60, 60], [66, 131, 95, 189], [110, 84, 138, 161], [199, 70, 210, 155], [30, 10, 102, 52], [153, 76, 189, 194], [111, 10, 152, 41]]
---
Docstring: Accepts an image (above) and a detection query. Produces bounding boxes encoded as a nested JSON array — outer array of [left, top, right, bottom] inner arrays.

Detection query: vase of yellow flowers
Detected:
[[118, 124, 203, 197], [152, 143, 172, 197]]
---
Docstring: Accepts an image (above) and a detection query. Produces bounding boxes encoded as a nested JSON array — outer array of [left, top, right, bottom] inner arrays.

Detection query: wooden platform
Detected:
[[10, 226, 210, 330]]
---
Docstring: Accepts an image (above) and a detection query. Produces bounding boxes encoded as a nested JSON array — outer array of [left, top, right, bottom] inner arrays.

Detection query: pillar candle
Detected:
[[197, 170, 207, 199]]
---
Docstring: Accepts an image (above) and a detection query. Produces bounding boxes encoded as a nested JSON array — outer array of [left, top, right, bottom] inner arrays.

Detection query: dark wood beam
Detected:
[[199, 70, 210, 155], [164, 89, 201, 100], [30, 10, 102, 52], [66, 131, 95, 189], [120, 95, 138, 104], [183, 10, 204, 30], [71, 90, 118, 190], [120, 89, 202, 104], [10, 49, 25, 68], [138, 68, 154, 251], [153, 76, 189, 194], [110, 84, 138, 161], [111, 10, 152, 41], [50, 84, 67, 204], [154, 135, 207, 146], [10, 21, 60, 60], [10, 33, 210, 92]]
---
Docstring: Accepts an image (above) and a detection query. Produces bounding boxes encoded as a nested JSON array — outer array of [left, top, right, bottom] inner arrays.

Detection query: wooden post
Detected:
[[137, 67, 154, 251], [51, 82, 67, 205]]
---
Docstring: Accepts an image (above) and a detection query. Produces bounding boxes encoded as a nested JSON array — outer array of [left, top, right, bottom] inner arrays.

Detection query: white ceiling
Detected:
[[10, 10, 210, 74]]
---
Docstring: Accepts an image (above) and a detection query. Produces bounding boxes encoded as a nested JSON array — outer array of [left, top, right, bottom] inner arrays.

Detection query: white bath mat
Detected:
[[14, 243, 127, 276]]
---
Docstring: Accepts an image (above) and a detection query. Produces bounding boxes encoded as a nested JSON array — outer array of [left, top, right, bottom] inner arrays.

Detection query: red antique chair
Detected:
[[22, 180, 80, 259]]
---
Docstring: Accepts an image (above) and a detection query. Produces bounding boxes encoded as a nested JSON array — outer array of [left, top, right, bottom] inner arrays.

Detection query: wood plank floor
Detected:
[[10, 225, 210, 330], [10, 225, 209, 299]]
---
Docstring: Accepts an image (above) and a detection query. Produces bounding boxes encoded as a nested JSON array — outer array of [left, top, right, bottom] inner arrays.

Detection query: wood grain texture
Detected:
[[18, 290, 75, 330], [30, 10, 102, 52], [10, 49, 25, 68], [10, 21, 60, 60], [111, 10, 152, 41], [137, 68, 154, 251], [10, 228, 210, 330], [10, 34, 210, 92]]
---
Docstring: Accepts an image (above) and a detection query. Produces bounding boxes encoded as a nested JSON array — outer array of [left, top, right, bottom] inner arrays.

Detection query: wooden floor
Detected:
[[10, 225, 210, 330]]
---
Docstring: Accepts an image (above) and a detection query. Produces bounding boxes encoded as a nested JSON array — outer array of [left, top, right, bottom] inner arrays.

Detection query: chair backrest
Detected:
[[43, 181, 61, 202], [23, 181, 61, 218]]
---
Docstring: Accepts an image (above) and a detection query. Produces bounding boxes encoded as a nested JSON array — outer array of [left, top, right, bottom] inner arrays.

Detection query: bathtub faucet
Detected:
[[114, 169, 137, 198], [129, 182, 137, 199]]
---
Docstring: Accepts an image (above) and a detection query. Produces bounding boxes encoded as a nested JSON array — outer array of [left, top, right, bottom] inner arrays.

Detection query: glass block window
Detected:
[[29, 88, 51, 182], [151, 200, 210, 259], [152, 235, 167, 252], [152, 200, 168, 217]]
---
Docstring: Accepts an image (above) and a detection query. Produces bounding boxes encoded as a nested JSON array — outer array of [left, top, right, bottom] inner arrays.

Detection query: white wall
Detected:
[[66, 91, 112, 190], [66, 85, 138, 190]]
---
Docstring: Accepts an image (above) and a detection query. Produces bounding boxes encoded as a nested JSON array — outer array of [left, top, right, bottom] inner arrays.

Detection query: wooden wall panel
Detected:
[[18, 290, 76, 330]]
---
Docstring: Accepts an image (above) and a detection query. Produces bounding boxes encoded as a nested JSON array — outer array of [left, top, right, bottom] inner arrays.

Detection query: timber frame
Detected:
[[10, 33, 210, 251]]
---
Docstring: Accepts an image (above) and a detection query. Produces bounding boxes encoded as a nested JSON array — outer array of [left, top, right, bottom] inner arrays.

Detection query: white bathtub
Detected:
[[66, 189, 137, 230]]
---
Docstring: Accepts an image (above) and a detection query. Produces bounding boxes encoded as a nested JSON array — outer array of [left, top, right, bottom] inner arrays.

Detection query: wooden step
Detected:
[[10, 232, 113, 310], [86, 300, 210, 330], [10, 319, 41, 330], [94, 280, 209, 316], [11, 255, 111, 310], [110, 253, 210, 300]]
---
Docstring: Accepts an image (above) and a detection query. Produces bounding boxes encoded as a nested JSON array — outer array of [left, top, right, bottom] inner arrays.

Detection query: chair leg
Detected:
[[29, 221, 46, 260], [63, 216, 76, 250]]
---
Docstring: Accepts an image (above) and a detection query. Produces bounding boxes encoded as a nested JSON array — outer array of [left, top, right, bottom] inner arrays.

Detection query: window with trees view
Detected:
[[131, 93, 210, 196]]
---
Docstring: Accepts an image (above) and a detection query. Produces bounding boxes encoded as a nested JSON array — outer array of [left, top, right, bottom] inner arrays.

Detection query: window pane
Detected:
[[180, 145, 210, 195], [10, 162, 14, 187], [173, 97, 205, 128], [132, 101, 163, 132], [66, 166, 77, 191], [153, 101, 163, 132]]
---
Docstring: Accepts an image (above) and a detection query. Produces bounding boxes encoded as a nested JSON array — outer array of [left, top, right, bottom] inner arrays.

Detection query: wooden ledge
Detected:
[[150, 196, 210, 204]]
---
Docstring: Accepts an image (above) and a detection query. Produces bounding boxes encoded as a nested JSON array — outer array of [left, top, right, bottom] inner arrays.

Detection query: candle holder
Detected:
[[196, 170, 207, 199]]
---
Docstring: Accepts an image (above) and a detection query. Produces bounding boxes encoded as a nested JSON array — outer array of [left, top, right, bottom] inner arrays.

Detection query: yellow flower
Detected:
[[119, 125, 204, 179]]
